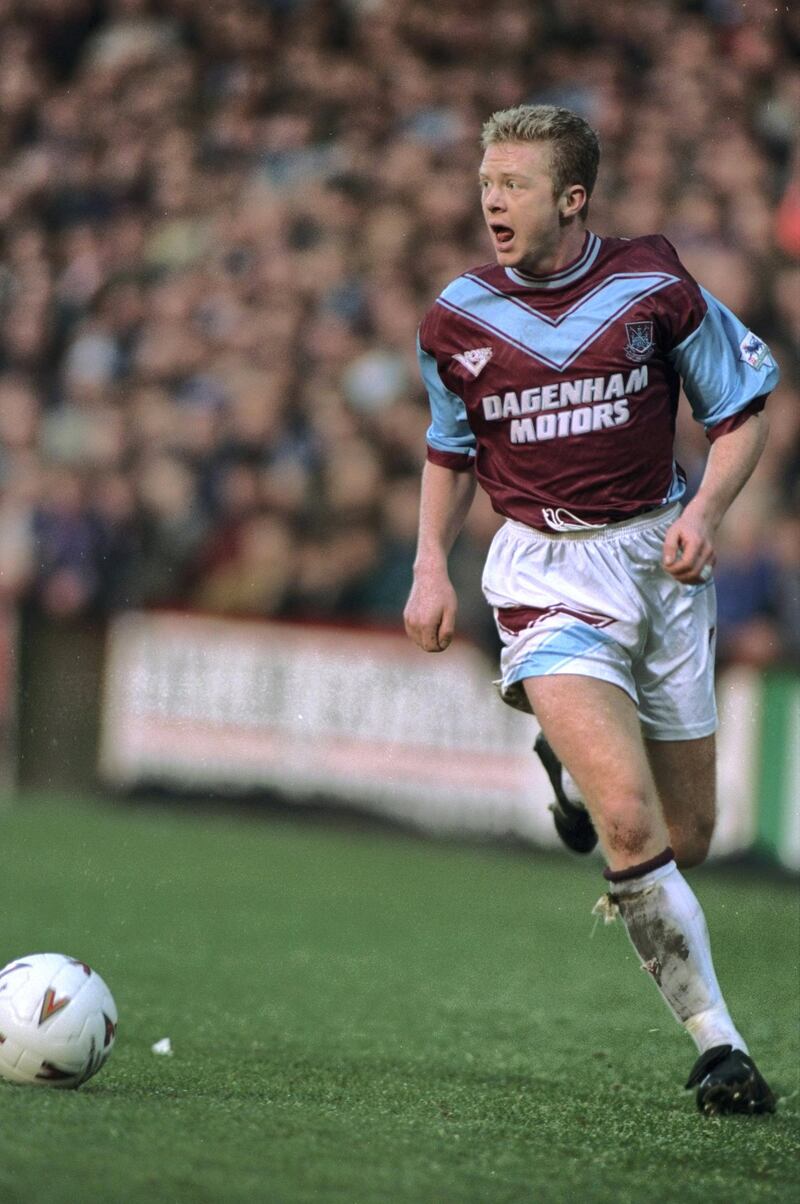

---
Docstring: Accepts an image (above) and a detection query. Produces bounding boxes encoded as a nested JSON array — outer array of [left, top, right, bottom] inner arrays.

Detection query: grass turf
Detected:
[[0, 796, 797, 1204]]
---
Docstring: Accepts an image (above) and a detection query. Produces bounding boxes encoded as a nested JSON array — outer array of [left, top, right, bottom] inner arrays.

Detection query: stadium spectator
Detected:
[[0, 0, 796, 664]]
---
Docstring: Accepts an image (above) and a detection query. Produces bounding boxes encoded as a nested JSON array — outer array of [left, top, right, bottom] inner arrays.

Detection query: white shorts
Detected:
[[481, 504, 717, 741]]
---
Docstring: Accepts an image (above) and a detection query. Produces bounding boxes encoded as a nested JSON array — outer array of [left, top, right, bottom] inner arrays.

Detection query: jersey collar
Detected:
[[504, 231, 601, 290]]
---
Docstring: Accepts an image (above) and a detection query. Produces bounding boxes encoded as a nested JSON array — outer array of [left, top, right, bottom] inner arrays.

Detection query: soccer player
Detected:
[[404, 104, 779, 1116]]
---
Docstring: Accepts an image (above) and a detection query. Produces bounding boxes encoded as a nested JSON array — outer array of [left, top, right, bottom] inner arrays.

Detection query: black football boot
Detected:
[[686, 1044, 776, 1116]]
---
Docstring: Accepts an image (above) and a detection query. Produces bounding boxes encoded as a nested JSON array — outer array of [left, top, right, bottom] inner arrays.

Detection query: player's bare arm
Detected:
[[662, 412, 769, 584], [404, 462, 476, 652]]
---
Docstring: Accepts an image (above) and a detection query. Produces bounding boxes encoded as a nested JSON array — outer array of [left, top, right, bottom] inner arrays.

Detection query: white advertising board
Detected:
[[100, 612, 560, 842], [100, 611, 780, 859]]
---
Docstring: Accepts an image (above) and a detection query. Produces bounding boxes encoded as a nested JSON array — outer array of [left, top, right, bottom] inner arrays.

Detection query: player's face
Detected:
[[479, 141, 562, 271]]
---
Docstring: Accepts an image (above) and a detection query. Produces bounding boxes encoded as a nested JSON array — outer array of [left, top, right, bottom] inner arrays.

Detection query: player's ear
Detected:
[[561, 184, 587, 219]]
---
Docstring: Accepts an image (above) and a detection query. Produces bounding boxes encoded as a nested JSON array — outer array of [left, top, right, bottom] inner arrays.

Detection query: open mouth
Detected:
[[490, 223, 515, 248]]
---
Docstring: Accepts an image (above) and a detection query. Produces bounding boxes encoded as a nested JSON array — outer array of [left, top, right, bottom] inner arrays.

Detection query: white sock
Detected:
[[605, 855, 748, 1055]]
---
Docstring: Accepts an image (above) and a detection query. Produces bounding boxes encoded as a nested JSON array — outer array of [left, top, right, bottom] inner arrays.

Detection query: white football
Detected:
[[0, 953, 118, 1089]]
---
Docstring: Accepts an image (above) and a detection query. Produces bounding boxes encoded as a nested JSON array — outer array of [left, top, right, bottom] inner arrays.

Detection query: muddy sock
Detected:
[[600, 849, 747, 1055]]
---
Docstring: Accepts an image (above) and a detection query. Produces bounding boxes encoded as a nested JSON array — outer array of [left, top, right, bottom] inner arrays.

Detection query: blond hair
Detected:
[[481, 104, 600, 217]]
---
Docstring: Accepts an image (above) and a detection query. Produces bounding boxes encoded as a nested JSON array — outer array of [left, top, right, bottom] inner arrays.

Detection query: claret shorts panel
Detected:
[[481, 503, 718, 741]]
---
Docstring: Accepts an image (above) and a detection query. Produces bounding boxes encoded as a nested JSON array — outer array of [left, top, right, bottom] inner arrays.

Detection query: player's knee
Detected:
[[600, 798, 657, 860]]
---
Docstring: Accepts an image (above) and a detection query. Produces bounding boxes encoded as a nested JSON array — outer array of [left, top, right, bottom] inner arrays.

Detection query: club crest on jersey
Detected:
[[623, 321, 655, 363], [452, 347, 493, 378]]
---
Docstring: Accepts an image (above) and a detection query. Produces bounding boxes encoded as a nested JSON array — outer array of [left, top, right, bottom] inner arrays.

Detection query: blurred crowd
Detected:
[[0, 0, 798, 666]]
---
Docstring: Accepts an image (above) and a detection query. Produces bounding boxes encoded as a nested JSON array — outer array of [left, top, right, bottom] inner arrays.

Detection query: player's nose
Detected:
[[483, 185, 506, 211]]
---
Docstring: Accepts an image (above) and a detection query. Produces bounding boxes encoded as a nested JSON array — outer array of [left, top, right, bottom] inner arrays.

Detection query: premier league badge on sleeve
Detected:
[[623, 321, 655, 363], [739, 332, 770, 370]]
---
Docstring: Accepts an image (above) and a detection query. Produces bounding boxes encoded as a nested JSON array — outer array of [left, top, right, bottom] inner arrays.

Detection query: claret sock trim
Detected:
[[603, 846, 674, 883]]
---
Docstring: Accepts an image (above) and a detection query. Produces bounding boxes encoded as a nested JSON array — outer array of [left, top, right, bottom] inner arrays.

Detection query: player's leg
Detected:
[[602, 849, 775, 1114], [524, 671, 774, 1115], [645, 734, 716, 868], [641, 733, 772, 1110], [627, 545, 772, 1106], [533, 730, 716, 865], [523, 673, 669, 871], [634, 538, 718, 868]]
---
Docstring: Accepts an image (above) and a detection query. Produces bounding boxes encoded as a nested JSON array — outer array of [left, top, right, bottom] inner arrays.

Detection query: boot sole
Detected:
[[698, 1074, 777, 1116]]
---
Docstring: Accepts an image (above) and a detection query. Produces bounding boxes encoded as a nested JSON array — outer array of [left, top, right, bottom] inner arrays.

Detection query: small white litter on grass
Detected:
[[151, 1037, 173, 1056]]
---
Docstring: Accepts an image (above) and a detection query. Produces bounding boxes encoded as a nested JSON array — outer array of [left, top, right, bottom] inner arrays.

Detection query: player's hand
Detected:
[[403, 568, 458, 652], [662, 508, 716, 584]]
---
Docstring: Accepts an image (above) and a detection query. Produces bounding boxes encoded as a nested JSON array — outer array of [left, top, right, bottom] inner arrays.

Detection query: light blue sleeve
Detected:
[[417, 334, 476, 459], [668, 287, 780, 429]]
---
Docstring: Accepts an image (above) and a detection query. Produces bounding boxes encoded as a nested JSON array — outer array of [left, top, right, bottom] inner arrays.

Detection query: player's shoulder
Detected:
[[599, 233, 691, 279], [418, 261, 501, 347], [600, 234, 708, 342], [431, 260, 502, 306]]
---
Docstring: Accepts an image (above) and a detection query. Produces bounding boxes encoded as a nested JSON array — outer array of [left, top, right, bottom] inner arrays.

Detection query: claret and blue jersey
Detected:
[[418, 232, 779, 532]]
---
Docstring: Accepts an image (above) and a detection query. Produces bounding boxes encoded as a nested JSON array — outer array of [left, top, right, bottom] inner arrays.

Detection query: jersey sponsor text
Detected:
[[481, 367, 647, 444]]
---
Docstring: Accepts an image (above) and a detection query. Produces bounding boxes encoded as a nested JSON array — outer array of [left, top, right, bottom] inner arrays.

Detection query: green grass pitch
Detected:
[[0, 795, 797, 1204]]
